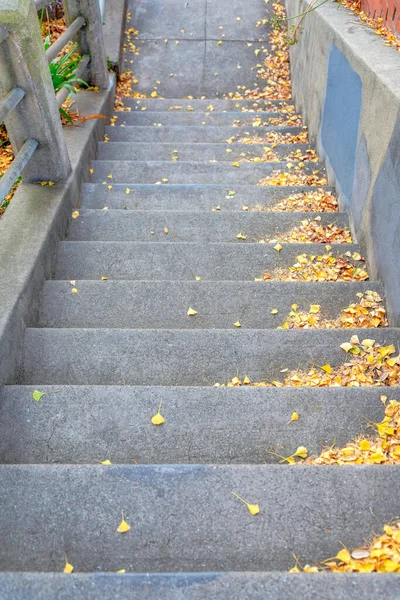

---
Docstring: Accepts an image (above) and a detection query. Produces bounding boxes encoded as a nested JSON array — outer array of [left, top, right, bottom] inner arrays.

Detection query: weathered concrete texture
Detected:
[[81, 183, 335, 210], [103, 0, 127, 72], [287, 0, 400, 325], [38, 280, 378, 329], [105, 124, 303, 143], [97, 142, 311, 162], [68, 209, 348, 242], [0, 76, 116, 387], [112, 110, 282, 126], [0, 385, 387, 464], [121, 98, 295, 111], [19, 327, 397, 385], [0, 572, 399, 600], [0, 465, 399, 572], [89, 159, 323, 185], [54, 242, 363, 280]]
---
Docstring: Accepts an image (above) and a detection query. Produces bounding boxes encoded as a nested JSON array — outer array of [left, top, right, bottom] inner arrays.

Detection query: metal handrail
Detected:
[[45, 16, 85, 63]]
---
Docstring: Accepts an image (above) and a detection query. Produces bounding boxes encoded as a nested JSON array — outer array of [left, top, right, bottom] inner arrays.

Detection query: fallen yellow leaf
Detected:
[[72, 211, 80, 219], [117, 510, 131, 533], [63, 554, 74, 573], [232, 492, 260, 516], [234, 321, 241, 327], [288, 412, 299, 423], [151, 400, 165, 426], [273, 243, 283, 252], [187, 307, 198, 316]]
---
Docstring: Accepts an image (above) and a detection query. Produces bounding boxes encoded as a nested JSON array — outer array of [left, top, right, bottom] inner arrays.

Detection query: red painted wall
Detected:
[[360, 0, 400, 35]]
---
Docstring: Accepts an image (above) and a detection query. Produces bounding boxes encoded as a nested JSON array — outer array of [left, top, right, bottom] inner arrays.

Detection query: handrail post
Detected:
[[0, 0, 71, 183], [64, 0, 109, 90]]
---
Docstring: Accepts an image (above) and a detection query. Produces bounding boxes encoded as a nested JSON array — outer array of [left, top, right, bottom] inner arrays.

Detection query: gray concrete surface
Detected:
[[20, 327, 398, 385], [54, 241, 363, 280], [0, 572, 399, 600], [0, 385, 387, 464]]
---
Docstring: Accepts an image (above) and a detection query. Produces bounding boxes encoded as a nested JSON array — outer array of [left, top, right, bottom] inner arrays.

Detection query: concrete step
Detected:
[[0, 465, 398, 572], [39, 280, 378, 329], [89, 160, 323, 186], [0, 385, 387, 464], [81, 183, 336, 211], [121, 97, 295, 111], [20, 327, 396, 385], [54, 242, 363, 281], [0, 572, 397, 600], [112, 111, 291, 127], [68, 210, 348, 243], [97, 142, 312, 162], [105, 125, 305, 143]]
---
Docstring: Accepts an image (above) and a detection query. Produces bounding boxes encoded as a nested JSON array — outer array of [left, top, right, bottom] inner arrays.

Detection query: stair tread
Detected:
[[0, 464, 398, 572]]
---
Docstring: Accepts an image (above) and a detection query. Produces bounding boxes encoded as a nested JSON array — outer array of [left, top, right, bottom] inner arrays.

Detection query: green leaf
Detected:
[[32, 390, 46, 402]]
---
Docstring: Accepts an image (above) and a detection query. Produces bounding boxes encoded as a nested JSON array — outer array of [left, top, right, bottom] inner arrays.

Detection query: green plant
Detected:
[[44, 35, 88, 122], [272, 0, 344, 44]]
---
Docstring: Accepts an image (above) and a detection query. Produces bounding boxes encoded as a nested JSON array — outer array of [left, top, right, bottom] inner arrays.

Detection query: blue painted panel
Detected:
[[321, 45, 362, 204]]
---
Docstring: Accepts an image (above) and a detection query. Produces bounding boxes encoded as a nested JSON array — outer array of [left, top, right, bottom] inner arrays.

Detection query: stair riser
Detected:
[[0, 386, 387, 464], [39, 280, 377, 329], [120, 98, 295, 111], [68, 210, 348, 243], [105, 125, 305, 143], [80, 184, 336, 211], [112, 111, 286, 126], [89, 161, 322, 185], [0, 465, 398, 572], [96, 142, 312, 162], [54, 242, 363, 281], [20, 328, 396, 385]]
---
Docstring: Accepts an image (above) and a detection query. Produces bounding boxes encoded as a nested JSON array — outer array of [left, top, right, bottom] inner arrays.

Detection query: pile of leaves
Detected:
[[284, 147, 319, 163], [308, 397, 400, 466], [263, 217, 352, 244], [217, 338, 400, 389], [277, 291, 387, 330], [292, 521, 400, 573], [258, 190, 338, 212], [238, 130, 309, 145], [258, 167, 328, 187], [268, 250, 369, 282]]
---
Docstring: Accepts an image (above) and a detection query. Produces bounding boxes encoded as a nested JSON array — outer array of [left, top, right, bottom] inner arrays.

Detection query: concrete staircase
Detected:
[[1, 0, 399, 597]]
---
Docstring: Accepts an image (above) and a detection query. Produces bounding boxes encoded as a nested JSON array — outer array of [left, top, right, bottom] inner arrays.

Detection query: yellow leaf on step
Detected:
[[89, 168, 94, 174], [294, 446, 308, 459], [309, 304, 320, 313], [125, 188, 130, 194], [273, 243, 282, 252], [243, 376, 251, 384], [242, 205, 249, 211], [232, 161, 239, 167], [116, 569, 126, 574], [288, 412, 299, 423], [195, 275, 202, 281], [117, 510, 131, 533], [187, 307, 198, 316], [336, 549, 351, 564], [101, 275, 108, 281], [214, 205, 221, 211], [340, 342, 354, 353], [227, 190, 236, 196], [232, 492, 260, 515], [270, 308, 278, 315], [164, 227, 169, 234], [108, 186, 112, 190], [236, 232, 247, 240], [234, 321, 241, 327], [63, 554, 74, 573], [72, 211, 80, 219], [218, 40, 222, 45], [151, 401, 165, 426], [71, 288, 78, 294], [359, 439, 370, 451], [321, 364, 333, 374]]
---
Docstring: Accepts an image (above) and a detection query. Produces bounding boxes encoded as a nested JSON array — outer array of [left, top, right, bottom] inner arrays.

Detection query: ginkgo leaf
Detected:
[[232, 161, 239, 167], [95, 459, 112, 465], [151, 401, 165, 426], [64, 554, 74, 573], [71, 288, 78, 294], [117, 510, 131, 533], [101, 275, 108, 281], [116, 569, 126, 574], [309, 304, 320, 313], [195, 275, 202, 281], [340, 342, 353, 352], [32, 390, 46, 402], [236, 232, 247, 240], [107, 174, 113, 179], [243, 376, 251, 384], [294, 446, 308, 458], [273, 243, 283, 252], [107, 185, 112, 191], [213, 205, 221, 211], [321, 364, 333, 374], [164, 227, 169, 234], [359, 439, 371, 451], [288, 412, 299, 423], [242, 205, 249, 211], [270, 308, 278, 315], [72, 211, 80, 219], [89, 168, 94, 174], [232, 492, 260, 516], [187, 307, 198, 316], [234, 321, 241, 327], [336, 548, 351, 563], [125, 188, 131, 194]]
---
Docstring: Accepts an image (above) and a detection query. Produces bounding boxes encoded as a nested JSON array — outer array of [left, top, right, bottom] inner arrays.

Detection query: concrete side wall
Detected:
[[287, 0, 400, 325]]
